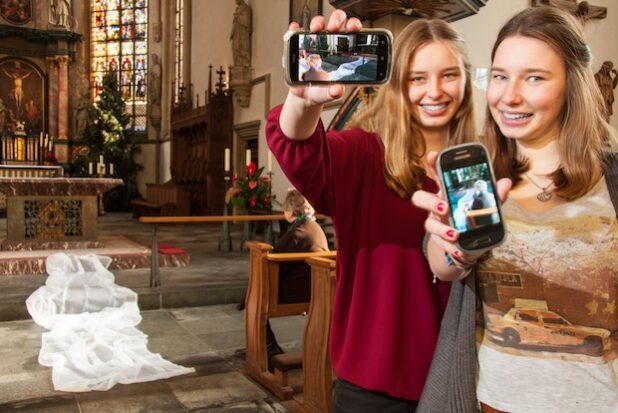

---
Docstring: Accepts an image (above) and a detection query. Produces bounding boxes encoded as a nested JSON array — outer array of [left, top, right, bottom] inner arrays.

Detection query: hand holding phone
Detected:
[[436, 143, 507, 252]]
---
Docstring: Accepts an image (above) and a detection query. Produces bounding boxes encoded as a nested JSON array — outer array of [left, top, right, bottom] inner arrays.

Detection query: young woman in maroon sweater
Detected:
[[267, 10, 476, 412]]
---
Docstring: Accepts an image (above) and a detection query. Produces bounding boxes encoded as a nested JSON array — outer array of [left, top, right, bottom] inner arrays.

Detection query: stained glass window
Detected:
[[91, 0, 148, 132], [174, 0, 184, 103]]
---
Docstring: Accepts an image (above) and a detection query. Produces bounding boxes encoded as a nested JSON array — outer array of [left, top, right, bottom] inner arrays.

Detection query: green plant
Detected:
[[72, 69, 142, 211]]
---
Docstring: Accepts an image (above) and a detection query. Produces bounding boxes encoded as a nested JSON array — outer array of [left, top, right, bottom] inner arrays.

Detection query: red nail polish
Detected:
[[446, 230, 455, 238], [437, 203, 445, 212]]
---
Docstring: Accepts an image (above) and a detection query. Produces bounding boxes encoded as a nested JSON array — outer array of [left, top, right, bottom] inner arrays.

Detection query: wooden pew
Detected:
[[131, 183, 190, 218], [244, 240, 336, 401], [301, 256, 337, 413]]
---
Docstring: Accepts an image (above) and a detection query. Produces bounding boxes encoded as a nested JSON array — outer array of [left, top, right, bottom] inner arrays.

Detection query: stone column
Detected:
[[56, 56, 71, 163], [46, 57, 58, 139]]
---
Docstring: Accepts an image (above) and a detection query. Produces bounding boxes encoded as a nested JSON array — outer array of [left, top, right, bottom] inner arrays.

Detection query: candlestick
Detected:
[[267, 150, 273, 172], [246, 149, 251, 166], [224, 148, 230, 172], [110, 163, 114, 175], [88, 162, 93, 175]]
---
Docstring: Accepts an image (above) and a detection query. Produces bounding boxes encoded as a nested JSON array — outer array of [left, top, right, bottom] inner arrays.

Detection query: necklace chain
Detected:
[[525, 173, 554, 202]]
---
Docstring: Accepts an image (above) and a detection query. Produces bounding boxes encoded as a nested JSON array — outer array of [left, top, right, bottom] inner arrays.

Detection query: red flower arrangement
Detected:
[[225, 162, 274, 211]]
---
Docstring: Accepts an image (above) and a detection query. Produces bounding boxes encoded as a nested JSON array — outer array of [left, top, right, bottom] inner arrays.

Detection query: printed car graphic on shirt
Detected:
[[485, 301, 611, 356]]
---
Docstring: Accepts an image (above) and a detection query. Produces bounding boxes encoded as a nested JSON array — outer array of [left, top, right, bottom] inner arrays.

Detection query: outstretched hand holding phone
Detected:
[[279, 10, 362, 141], [412, 149, 512, 281]]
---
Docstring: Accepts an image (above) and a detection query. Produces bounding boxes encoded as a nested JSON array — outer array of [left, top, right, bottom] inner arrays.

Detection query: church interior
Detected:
[[0, 0, 616, 411]]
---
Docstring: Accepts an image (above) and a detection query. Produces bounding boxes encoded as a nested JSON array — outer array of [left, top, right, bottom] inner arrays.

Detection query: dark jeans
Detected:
[[333, 379, 418, 413]]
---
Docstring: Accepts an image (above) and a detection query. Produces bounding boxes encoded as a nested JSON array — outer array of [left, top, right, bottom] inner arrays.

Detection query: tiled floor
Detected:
[[0, 214, 307, 412]]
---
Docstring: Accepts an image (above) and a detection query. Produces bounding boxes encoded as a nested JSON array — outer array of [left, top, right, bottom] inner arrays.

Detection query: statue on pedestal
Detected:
[[231, 0, 252, 69], [50, 0, 74, 30], [230, 0, 252, 108]]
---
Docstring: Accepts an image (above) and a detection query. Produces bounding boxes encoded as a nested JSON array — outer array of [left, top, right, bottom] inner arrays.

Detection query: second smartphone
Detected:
[[283, 29, 392, 86], [437, 143, 507, 252]]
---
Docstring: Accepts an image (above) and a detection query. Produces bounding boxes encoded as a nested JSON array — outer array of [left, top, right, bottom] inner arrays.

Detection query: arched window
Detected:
[[91, 0, 148, 132]]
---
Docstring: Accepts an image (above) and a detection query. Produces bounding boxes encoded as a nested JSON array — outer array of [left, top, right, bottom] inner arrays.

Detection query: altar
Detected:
[[0, 177, 122, 246]]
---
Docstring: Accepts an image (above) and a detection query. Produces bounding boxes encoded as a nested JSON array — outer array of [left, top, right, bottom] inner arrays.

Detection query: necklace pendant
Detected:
[[537, 190, 552, 202]]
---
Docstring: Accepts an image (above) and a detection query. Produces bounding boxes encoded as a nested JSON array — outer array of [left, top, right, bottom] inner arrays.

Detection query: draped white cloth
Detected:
[[26, 253, 195, 392]]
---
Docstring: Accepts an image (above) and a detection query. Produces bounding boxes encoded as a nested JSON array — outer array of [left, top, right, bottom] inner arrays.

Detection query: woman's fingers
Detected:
[[310, 15, 326, 32], [496, 178, 512, 203], [412, 190, 449, 217], [326, 9, 348, 32], [425, 215, 457, 242], [346, 17, 362, 32]]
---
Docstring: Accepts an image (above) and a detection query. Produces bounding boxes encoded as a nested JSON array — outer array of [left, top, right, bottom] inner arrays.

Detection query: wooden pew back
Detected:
[[244, 240, 336, 401]]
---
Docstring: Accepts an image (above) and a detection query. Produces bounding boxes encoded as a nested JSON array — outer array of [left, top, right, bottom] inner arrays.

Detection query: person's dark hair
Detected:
[[484, 6, 617, 199], [283, 189, 313, 218]]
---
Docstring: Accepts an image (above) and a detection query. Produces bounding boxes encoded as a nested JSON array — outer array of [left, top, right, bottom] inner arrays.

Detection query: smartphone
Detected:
[[437, 143, 506, 252], [283, 29, 393, 86]]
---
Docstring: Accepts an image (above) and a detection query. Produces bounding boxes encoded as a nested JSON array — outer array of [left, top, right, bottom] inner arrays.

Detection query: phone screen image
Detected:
[[442, 162, 502, 234], [288, 32, 391, 84]]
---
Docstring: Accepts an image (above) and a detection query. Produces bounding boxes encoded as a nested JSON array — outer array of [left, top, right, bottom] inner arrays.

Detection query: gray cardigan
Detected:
[[417, 152, 618, 413]]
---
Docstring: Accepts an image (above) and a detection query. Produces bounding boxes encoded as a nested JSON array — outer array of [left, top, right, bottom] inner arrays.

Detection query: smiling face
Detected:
[[407, 40, 466, 135], [486, 35, 567, 147]]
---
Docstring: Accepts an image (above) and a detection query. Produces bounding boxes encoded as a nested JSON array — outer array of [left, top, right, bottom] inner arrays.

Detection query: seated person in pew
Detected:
[[266, 189, 329, 364]]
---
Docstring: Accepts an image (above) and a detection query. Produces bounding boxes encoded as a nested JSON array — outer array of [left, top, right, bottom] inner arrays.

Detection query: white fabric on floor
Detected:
[[26, 253, 195, 392]]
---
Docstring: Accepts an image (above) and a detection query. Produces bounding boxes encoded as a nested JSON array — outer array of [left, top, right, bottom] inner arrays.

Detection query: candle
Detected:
[[39, 132, 43, 148], [1, 138, 4, 161], [224, 148, 230, 172], [99, 154, 104, 164], [110, 163, 114, 175], [44, 133, 48, 149], [267, 151, 273, 172], [246, 149, 251, 166], [88, 162, 93, 175]]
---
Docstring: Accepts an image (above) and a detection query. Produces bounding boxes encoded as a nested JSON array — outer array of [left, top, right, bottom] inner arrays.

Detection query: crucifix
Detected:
[[532, 1, 607, 23]]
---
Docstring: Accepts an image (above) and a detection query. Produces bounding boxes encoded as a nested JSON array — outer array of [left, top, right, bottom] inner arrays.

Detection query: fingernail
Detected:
[[453, 250, 462, 258], [446, 230, 455, 238], [437, 203, 445, 212]]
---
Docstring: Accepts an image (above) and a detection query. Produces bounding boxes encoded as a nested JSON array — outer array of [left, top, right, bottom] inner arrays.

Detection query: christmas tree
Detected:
[[73, 70, 142, 211]]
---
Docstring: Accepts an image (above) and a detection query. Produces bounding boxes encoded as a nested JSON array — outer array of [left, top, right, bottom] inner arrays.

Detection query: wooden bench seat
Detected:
[[244, 240, 336, 401]]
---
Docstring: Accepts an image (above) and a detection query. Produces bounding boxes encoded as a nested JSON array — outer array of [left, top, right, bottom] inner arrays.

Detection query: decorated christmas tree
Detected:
[[72, 70, 142, 211]]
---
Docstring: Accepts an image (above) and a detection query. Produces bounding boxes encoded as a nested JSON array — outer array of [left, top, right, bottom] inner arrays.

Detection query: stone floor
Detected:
[[0, 213, 307, 412]]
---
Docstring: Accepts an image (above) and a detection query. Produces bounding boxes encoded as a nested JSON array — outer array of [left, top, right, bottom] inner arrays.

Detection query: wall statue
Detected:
[[50, 0, 74, 30], [595, 61, 618, 120], [230, 0, 252, 69], [149, 54, 162, 127], [149, 54, 162, 106], [230, 0, 252, 108]]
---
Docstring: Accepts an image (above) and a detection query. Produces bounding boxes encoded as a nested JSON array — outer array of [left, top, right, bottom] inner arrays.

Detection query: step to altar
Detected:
[[0, 234, 189, 276]]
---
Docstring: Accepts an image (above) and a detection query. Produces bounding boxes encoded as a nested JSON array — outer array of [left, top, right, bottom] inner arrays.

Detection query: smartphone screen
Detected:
[[438, 144, 506, 251], [285, 31, 392, 85]]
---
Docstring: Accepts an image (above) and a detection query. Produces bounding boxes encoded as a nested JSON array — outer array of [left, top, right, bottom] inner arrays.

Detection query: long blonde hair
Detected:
[[484, 6, 618, 199], [353, 19, 476, 199]]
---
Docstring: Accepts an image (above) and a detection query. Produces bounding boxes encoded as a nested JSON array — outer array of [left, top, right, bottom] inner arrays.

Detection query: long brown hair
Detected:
[[352, 19, 476, 199], [484, 6, 618, 200]]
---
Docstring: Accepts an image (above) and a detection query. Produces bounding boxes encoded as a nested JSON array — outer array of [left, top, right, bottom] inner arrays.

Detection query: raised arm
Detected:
[[279, 10, 362, 141]]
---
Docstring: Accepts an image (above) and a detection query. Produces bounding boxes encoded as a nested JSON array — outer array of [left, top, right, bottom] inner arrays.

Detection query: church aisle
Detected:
[[0, 304, 305, 412]]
